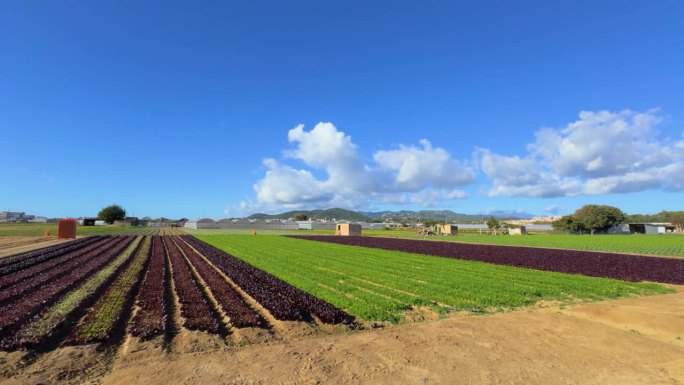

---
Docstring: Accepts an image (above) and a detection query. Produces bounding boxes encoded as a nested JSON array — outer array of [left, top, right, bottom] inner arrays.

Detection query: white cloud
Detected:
[[477, 148, 582, 197], [248, 123, 475, 210], [253, 159, 330, 206], [380, 189, 468, 207], [284, 123, 374, 193], [480, 109, 684, 197], [374, 139, 475, 191]]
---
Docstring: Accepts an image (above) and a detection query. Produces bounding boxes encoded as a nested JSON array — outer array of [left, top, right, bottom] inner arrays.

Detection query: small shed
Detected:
[[335, 223, 362, 236], [509, 226, 528, 235], [438, 224, 458, 235]]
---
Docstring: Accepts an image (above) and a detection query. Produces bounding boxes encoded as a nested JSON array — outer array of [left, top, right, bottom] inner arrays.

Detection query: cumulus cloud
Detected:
[[374, 139, 475, 191], [253, 159, 330, 206], [479, 109, 684, 197], [247, 122, 475, 210]]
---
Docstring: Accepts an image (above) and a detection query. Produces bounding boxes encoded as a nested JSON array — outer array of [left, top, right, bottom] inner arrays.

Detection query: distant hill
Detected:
[[248, 208, 371, 222], [625, 210, 684, 223], [248, 208, 531, 222], [362, 210, 531, 222]]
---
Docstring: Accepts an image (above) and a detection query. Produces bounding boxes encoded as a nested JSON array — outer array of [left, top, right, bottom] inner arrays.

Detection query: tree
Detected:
[[293, 214, 308, 221], [552, 215, 586, 233], [573, 205, 625, 235], [486, 216, 500, 235], [671, 213, 684, 233], [98, 204, 126, 224]]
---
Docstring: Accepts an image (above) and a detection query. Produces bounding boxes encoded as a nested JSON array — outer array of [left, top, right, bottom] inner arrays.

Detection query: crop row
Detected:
[[289, 236, 684, 284], [165, 237, 219, 333], [6, 237, 143, 350], [67, 237, 151, 344], [173, 236, 266, 328], [0, 237, 122, 304], [181, 235, 352, 324], [0, 236, 101, 275], [0, 236, 135, 347], [128, 236, 167, 339], [0, 237, 117, 294]]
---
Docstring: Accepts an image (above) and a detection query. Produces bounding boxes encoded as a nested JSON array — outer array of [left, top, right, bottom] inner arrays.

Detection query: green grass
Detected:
[[196, 235, 671, 323], [359, 231, 684, 257], [0, 223, 160, 236]]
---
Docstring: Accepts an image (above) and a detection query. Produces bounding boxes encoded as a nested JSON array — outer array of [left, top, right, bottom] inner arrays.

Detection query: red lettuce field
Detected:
[[288, 235, 684, 284]]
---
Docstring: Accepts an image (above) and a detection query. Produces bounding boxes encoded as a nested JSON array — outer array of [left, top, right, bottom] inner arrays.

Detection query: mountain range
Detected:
[[247, 208, 534, 222]]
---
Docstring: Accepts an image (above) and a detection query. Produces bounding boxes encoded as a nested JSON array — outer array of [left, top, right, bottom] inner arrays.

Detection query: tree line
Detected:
[[553, 205, 684, 234]]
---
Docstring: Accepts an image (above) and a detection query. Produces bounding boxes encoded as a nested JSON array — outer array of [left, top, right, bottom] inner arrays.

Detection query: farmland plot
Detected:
[[0, 234, 352, 354], [362, 231, 684, 257], [196, 235, 671, 323], [290, 235, 684, 284], [0, 234, 679, 385]]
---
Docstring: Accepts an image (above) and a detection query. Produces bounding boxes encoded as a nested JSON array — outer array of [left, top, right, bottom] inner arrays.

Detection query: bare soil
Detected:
[[0, 236, 67, 259], [1, 288, 682, 385]]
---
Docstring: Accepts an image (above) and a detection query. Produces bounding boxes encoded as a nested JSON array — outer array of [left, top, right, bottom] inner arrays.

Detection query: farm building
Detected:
[[112, 220, 133, 226], [509, 226, 527, 235], [628, 223, 676, 234], [0, 211, 25, 222], [297, 221, 313, 230], [437, 224, 458, 235], [335, 223, 362, 236], [78, 217, 97, 226], [125, 217, 140, 226]]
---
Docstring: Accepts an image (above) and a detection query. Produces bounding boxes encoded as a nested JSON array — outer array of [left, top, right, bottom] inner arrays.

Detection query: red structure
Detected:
[[57, 219, 77, 239]]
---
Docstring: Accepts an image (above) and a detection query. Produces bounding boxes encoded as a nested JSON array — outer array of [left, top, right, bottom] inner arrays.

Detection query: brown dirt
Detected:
[[0, 236, 67, 258], [1, 288, 681, 385]]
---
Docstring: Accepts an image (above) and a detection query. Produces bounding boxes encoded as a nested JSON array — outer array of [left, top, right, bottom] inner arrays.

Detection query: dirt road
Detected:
[[0, 236, 67, 259]]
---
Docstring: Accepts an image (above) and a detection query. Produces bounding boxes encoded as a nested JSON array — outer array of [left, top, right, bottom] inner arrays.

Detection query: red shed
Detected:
[[58, 219, 77, 239]]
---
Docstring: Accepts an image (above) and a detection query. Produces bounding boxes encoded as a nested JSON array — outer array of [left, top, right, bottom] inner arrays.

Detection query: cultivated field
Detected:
[[0, 235, 352, 352], [363, 230, 684, 257], [185, 226, 684, 257], [0, 230, 682, 384], [290, 235, 684, 284], [197, 235, 670, 322]]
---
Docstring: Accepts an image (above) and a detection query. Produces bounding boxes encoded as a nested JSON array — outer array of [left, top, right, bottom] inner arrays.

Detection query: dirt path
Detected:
[[2, 288, 680, 385], [0, 236, 67, 259]]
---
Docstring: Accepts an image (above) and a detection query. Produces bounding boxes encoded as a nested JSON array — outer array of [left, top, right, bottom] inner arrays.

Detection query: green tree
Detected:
[[293, 214, 308, 221], [552, 215, 586, 233], [671, 213, 684, 233], [98, 204, 126, 224], [486, 216, 500, 235], [573, 205, 625, 235]]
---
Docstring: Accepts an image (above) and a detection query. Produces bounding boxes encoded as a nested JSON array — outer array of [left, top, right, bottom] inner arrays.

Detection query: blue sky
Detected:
[[1, 1, 683, 219]]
